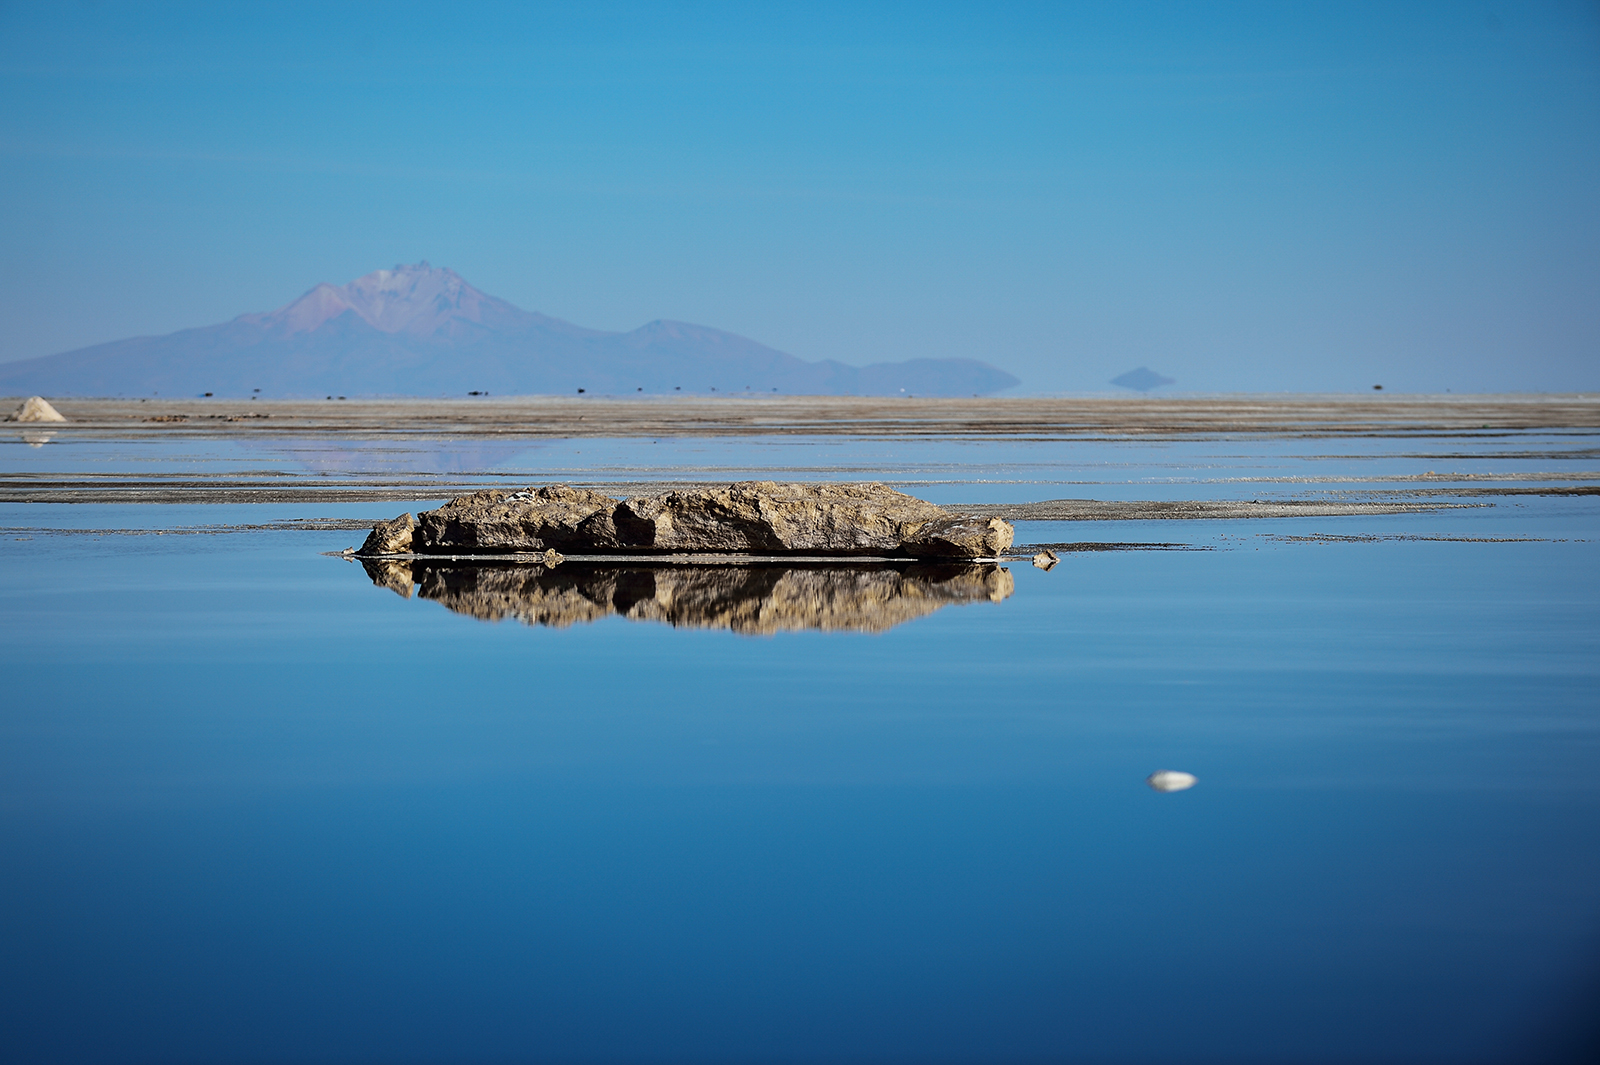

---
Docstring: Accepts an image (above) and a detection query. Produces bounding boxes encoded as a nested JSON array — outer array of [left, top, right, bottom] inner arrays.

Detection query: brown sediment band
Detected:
[[951, 499, 1486, 521]]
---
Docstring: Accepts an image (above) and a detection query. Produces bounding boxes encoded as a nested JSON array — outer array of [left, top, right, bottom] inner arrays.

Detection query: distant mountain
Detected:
[[1111, 367, 1174, 392], [0, 263, 1019, 398]]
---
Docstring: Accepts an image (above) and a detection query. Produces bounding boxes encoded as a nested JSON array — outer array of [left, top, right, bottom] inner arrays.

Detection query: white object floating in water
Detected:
[[1146, 770, 1197, 792]]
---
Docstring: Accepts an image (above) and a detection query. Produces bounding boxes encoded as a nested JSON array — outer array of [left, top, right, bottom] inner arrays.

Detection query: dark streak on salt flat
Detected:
[[960, 499, 1483, 521], [1263, 533, 1578, 544], [1010, 541, 1207, 553]]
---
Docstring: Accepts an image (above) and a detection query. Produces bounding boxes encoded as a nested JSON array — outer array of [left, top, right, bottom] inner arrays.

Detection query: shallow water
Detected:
[[8, 428, 1599, 504], [2, 434, 1598, 1063]]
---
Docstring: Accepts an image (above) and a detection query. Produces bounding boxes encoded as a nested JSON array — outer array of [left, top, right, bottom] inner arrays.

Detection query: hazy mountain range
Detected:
[[0, 263, 1019, 398]]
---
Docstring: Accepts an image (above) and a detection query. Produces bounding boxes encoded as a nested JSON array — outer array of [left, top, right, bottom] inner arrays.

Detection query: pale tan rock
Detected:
[[1032, 549, 1059, 570], [358, 512, 415, 555], [612, 481, 943, 554], [415, 485, 618, 552], [613, 481, 1012, 558], [409, 481, 1013, 559], [904, 514, 1014, 558], [9, 396, 66, 423]]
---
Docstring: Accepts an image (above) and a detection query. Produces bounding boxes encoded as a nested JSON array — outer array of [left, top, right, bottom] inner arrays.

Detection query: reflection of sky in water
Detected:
[[2, 504, 1599, 1061]]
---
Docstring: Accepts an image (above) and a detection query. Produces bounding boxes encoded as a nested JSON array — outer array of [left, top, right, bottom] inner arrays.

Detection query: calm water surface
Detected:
[[2, 433, 1598, 1063]]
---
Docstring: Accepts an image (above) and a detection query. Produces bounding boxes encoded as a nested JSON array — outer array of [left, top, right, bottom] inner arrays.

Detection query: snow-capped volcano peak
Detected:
[[258, 262, 515, 337]]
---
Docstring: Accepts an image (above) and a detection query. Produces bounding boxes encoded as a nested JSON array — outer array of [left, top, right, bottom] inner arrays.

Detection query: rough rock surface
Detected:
[[359, 512, 415, 555], [385, 560, 1013, 634], [901, 514, 1014, 558], [9, 396, 66, 422], [415, 485, 619, 553], [406, 481, 1013, 558]]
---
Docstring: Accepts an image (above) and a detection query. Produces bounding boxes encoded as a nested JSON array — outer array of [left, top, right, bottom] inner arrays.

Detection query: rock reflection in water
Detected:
[[360, 558, 1013, 634]]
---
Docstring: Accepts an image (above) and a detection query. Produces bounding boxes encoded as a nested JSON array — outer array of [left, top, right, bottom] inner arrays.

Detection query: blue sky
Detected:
[[0, 1, 1595, 392]]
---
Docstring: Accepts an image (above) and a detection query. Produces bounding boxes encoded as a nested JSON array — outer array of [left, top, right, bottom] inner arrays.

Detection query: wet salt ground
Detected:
[[2, 443, 1599, 1063], [5, 430, 1599, 506]]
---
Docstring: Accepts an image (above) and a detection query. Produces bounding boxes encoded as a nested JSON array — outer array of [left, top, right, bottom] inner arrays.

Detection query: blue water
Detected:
[[8, 429, 1597, 504], [2, 452, 1598, 1062]]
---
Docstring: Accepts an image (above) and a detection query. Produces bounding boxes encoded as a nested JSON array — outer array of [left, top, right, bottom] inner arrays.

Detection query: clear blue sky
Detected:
[[1, 1, 1596, 392]]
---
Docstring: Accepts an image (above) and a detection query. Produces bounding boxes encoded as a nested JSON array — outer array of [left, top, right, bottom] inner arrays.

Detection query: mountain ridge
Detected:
[[0, 263, 1019, 398]]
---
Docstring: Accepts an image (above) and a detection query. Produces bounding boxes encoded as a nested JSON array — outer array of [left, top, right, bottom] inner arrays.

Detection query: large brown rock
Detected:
[[613, 481, 945, 554], [415, 485, 619, 553], [903, 514, 1016, 559], [408, 481, 1013, 559]]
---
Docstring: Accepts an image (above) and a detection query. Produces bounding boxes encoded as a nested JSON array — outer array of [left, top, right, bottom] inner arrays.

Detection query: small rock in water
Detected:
[[1032, 549, 1059, 570], [1146, 770, 1198, 792], [358, 513, 415, 555], [543, 548, 563, 567], [9, 396, 66, 423]]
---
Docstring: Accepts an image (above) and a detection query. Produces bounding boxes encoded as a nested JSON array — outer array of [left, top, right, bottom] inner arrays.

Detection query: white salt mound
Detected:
[[10, 396, 66, 422], [1146, 770, 1198, 792]]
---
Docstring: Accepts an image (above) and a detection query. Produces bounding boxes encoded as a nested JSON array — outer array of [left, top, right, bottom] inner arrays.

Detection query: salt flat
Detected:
[[5, 395, 1598, 511], [2, 393, 1598, 1062]]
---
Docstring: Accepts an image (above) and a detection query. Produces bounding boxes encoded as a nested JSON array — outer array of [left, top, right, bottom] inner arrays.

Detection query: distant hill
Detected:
[[1111, 367, 1174, 392], [0, 263, 1019, 398]]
